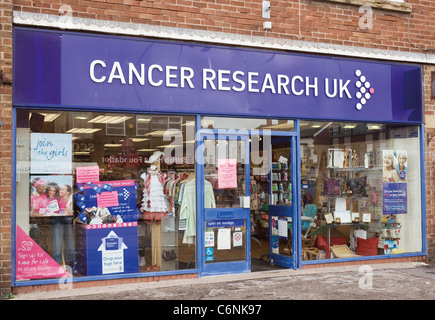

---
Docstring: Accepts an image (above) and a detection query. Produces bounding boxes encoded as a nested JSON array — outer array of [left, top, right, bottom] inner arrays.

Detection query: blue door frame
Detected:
[[268, 135, 299, 269], [197, 129, 251, 276], [196, 121, 301, 276]]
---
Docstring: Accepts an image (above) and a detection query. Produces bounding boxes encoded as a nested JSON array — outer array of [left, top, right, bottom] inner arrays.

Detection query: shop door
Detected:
[[268, 136, 298, 269], [198, 131, 251, 276]]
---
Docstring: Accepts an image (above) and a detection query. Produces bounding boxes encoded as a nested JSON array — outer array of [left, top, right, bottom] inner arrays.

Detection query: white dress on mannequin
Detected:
[[140, 165, 168, 214]]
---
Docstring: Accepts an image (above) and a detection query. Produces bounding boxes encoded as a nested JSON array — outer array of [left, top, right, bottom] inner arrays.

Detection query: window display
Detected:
[[15, 110, 196, 281], [14, 110, 424, 281], [299, 121, 422, 261]]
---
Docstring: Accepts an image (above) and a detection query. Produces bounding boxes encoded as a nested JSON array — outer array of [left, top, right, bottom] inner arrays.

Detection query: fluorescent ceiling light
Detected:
[[88, 115, 133, 124], [343, 124, 357, 129], [367, 124, 381, 130], [137, 148, 158, 152], [66, 128, 102, 134], [263, 122, 294, 130], [104, 144, 122, 147], [120, 138, 149, 142], [40, 113, 61, 122], [313, 122, 333, 138], [157, 144, 182, 148], [75, 116, 88, 120], [145, 130, 167, 136], [146, 129, 180, 137], [137, 117, 151, 122], [74, 151, 90, 155], [182, 121, 195, 126]]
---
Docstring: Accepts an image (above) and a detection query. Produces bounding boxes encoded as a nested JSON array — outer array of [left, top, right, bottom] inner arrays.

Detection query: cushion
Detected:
[[315, 235, 330, 258], [356, 237, 379, 256], [315, 235, 347, 259]]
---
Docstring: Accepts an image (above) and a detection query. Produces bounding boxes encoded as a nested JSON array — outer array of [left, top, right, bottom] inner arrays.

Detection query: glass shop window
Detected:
[[15, 110, 196, 281], [299, 121, 422, 261]]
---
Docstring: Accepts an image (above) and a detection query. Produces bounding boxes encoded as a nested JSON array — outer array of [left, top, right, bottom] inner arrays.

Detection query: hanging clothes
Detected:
[[179, 179, 216, 244]]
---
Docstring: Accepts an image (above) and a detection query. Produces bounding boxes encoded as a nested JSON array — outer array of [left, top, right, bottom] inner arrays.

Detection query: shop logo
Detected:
[[354, 69, 375, 110]]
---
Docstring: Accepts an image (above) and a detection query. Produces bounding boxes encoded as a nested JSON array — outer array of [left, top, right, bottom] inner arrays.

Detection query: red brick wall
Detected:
[[11, 0, 435, 53], [424, 65, 435, 260], [2, 0, 434, 295], [0, 0, 12, 298]]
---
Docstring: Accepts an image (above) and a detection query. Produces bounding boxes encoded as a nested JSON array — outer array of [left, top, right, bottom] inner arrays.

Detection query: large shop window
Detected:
[[299, 121, 422, 260], [15, 110, 196, 281]]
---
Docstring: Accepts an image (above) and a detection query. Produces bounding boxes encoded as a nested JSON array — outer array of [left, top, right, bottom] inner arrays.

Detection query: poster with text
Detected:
[[16, 226, 71, 280], [82, 180, 139, 222], [31, 133, 72, 174], [382, 149, 408, 215], [217, 159, 237, 189], [383, 183, 407, 214]]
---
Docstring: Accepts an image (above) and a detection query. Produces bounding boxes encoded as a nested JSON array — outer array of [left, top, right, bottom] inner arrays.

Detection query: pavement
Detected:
[[11, 261, 435, 302]]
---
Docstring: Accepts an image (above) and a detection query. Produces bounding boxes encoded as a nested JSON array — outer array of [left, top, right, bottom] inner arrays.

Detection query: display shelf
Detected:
[[270, 162, 292, 206]]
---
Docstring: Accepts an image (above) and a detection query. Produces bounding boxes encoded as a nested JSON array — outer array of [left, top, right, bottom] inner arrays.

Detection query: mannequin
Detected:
[[140, 151, 167, 271]]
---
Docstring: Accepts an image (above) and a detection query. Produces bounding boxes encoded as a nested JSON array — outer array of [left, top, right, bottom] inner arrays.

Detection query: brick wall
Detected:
[[2, 0, 435, 295], [0, 0, 12, 298], [423, 65, 435, 260], [11, 0, 435, 54]]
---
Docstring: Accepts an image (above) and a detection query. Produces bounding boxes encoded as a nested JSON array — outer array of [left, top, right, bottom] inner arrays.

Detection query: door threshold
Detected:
[[250, 257, 286, 272]]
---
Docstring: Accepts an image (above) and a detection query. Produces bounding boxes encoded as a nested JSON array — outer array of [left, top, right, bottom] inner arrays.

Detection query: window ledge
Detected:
[[318, 0, 412, 13]]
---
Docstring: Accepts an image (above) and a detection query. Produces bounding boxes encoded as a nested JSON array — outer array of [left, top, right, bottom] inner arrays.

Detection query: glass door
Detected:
[[198, 131, 251, 275], [268, 136, 297, 269]]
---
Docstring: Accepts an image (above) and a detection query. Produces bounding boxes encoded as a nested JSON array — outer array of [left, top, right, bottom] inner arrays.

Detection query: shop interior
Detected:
[[16, 111, 421, 280]]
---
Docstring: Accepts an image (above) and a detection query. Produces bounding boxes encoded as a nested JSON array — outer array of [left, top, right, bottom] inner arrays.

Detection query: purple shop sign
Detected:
[[13, 28, 422, 122]]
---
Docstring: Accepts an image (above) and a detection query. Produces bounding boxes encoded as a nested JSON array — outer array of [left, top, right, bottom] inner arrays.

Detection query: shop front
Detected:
[[12, 27, 425, 288]]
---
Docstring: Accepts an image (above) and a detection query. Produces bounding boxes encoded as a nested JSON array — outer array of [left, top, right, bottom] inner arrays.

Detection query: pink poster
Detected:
[[16, 226, 71, 280], [218, 159, 237, 189], [97, 191, 119, 208], [76, 165, 100, 183]]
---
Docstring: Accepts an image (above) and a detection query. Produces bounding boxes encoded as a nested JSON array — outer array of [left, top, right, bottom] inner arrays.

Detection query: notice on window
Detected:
[[233, 231, 243, 247], [383, 183, 407, 214], [278, 217, 288, 239], [30, 133, 72, 174], [217, 228, 231, 250], [382, 149, 408, 214], [97, 191, 119, 208], [205, 231, 215, 247], [76, 165, 100, 183], [217, 159, 237, 189]]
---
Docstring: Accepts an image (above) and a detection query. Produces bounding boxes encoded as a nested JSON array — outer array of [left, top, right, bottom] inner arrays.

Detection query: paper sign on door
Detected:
[[218, 159, 237, 189]]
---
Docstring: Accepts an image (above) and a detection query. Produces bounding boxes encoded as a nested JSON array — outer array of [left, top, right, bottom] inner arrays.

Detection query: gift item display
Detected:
[[299, 121, 421, 261]]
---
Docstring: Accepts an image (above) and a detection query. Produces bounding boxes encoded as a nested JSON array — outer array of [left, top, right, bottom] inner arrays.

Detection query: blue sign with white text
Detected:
[[13, 28, 422, 123]]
